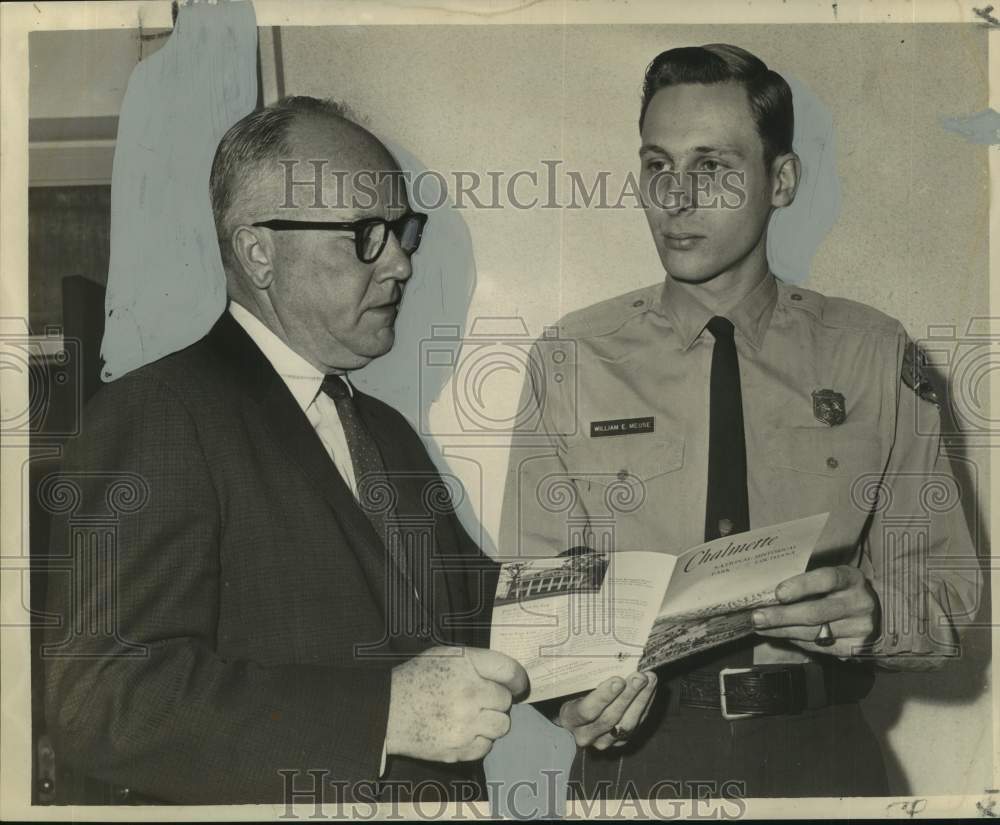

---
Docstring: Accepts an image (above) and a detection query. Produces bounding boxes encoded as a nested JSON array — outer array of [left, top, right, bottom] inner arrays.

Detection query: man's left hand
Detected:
[[751, 565, 880, 658], [557, 672, 657, 750]]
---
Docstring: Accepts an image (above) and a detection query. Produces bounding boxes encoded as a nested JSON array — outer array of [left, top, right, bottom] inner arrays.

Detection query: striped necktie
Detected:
[[320, 375, 431, 640]]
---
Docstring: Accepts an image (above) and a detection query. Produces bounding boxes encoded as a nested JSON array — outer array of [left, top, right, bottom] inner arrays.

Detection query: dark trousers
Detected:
[[570, 672, 889, 799]]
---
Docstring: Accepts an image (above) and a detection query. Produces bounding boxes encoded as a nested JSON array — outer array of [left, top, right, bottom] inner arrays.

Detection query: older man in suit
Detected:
[[44, 96, 654, 806], [43, 96, 528, 805]]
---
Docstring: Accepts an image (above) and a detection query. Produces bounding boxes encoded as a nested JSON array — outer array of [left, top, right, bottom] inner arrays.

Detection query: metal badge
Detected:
[[812, 389, 846, 426]]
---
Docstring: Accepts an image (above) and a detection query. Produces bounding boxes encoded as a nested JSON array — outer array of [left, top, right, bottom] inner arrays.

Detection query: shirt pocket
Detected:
[[560, 436, 685, 519], [763, 426, 883, 551], [765, 426, 881, 477]]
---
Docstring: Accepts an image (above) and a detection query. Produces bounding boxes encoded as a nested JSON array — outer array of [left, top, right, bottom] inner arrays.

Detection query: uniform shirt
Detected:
[[500, 273, 980, 668]]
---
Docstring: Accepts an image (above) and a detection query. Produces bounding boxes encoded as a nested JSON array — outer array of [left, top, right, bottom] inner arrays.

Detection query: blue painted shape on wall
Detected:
[[767, 75, 841, 285], [940, 108, 1000, 144], [101, 0, 258, 381]]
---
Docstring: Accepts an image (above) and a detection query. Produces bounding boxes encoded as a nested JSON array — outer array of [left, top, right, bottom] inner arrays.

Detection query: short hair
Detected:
[[639, 44, 794, 168], [209, 95, 356, 275]]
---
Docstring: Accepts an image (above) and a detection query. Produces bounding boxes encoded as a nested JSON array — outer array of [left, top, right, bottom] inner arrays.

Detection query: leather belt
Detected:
[[677, 662, 874, 720]]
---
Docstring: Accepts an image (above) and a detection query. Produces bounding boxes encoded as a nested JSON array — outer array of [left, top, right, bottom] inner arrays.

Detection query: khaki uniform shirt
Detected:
[[500, 273, 980, 668]]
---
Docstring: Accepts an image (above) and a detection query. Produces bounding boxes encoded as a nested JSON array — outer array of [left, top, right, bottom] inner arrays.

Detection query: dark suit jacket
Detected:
[[43, 312, 498, 804]]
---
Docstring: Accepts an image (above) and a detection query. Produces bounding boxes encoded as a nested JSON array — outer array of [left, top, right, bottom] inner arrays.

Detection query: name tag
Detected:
[[589, 416, 654, 437]]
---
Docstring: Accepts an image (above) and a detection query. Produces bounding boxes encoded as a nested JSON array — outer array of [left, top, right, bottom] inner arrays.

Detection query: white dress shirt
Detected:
[[227, 301, 389, 775], [228, 301, 358, 494]]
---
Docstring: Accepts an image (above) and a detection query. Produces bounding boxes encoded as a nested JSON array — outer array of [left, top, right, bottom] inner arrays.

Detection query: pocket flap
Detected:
[[765, 427, 881, 477], [562, 436, 684, 486]]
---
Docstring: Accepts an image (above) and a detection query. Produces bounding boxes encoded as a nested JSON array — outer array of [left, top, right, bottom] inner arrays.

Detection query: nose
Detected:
[[373, 231, 413, 284], [650, 169, 694, 216]]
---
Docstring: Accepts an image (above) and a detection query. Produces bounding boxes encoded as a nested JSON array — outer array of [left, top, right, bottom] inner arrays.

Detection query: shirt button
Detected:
[[617, 469, 628, 480], [632, 299, 645, 308], [826, 457, 839, 469], [791, 293, 802, 301]]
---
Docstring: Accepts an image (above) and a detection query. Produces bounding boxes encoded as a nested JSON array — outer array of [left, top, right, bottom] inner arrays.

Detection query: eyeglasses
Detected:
[[252, 212, 428, 264]]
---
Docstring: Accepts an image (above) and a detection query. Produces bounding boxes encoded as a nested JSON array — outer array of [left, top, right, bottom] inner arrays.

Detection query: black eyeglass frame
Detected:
[[251, 212, 428, 264]]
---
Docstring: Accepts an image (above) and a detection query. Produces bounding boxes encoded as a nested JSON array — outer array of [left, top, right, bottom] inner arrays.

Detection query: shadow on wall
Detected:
[[350, 142, 492, 555]]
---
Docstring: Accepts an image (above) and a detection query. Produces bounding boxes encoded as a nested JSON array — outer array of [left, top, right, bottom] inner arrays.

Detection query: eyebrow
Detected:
[[639, 143, 745, 159], [639, 143, 668, 157], [693, 145, 744, 158]]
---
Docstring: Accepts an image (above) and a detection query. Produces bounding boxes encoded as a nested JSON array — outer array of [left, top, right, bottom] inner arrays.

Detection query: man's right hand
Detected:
[[384, 646, 529, 763]]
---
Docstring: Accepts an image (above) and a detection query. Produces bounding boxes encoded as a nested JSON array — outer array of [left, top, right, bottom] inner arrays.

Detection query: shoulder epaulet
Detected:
[[557, 284, 659, 340], [777, 283, 899, 336], [776, 282, 824, 319], [820, 295, 900, 336]]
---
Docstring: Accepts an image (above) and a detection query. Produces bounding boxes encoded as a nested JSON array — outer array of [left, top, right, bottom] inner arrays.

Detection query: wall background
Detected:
[[27, 21, 991, 797]]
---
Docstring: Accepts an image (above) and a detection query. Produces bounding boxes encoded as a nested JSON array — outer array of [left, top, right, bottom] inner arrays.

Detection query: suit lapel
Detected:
[[205, 312, 391, 621]]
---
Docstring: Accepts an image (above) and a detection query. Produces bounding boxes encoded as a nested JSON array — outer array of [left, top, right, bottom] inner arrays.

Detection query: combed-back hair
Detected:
[[639, 44, 794, 167]]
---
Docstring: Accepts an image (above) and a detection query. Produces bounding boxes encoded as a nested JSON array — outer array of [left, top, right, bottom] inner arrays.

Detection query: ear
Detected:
[[770, 152, 801, 208], [231, 225, 276, 289]]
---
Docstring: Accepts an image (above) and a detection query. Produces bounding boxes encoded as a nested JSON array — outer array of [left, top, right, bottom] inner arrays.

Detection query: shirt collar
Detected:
[[227, 301, 352, 411], [656, 271, 778, 351]]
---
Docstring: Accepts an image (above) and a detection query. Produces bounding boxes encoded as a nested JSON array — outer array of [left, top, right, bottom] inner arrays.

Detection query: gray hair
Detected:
[[208, 95, 358, 275]]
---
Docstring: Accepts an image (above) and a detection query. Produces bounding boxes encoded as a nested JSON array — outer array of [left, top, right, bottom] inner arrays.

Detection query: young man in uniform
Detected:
[[501, 44, 980, 798]]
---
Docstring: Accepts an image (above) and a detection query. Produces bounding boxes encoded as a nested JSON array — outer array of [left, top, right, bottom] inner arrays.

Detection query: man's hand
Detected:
[[752, 565, 880, 658], [557, 672, 657, 750], [384, 646, 528, 764]]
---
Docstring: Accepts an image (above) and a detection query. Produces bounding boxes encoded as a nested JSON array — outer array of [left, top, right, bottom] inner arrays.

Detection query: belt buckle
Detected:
[[718, 667, 758, 721]]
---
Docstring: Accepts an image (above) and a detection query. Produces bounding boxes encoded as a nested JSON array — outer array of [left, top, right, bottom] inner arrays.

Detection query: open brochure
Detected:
[[490, 513, 830, 703]]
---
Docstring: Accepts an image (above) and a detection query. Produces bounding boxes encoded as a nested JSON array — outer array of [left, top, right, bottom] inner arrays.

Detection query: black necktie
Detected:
[[321, 375, 431, 639], [697, 316, 754, 670], [704, 316, 750, 542]]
